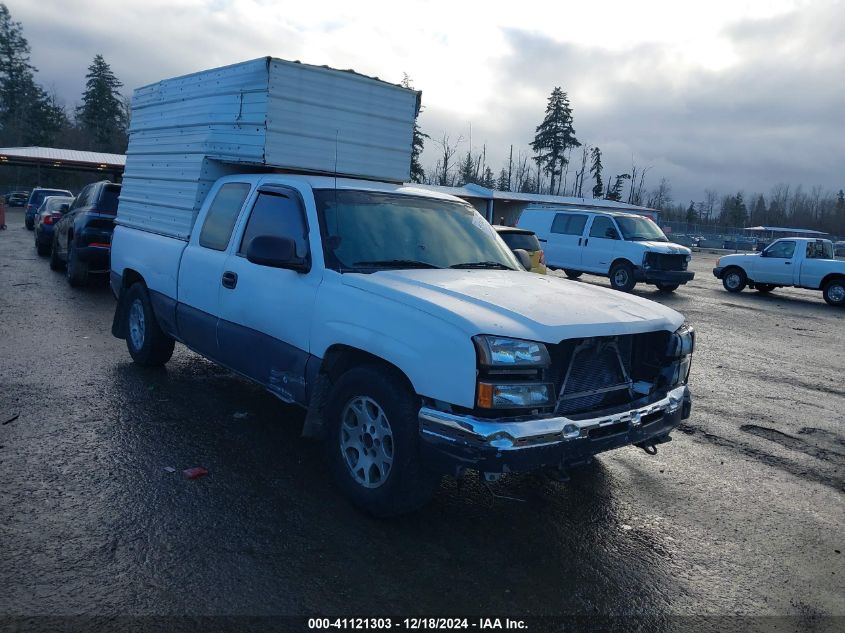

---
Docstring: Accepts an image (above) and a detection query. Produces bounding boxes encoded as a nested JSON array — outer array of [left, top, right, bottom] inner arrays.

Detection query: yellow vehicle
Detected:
[[494, 226, 547, 274]]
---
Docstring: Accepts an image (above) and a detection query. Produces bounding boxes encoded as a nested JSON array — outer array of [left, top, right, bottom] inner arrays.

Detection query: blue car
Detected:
[[34, 195, 75, 256], [25, 187, 73, 230]]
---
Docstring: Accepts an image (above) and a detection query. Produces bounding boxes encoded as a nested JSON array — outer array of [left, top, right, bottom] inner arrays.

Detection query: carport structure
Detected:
[[0, 146, 125, 182]]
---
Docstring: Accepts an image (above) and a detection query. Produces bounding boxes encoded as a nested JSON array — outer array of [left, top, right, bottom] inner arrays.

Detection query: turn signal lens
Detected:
[[476, 382, 553, 409], [477, 383, 493, 408]]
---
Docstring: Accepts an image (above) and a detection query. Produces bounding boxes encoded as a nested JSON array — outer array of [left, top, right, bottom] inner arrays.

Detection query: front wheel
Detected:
[[609, 262, 636, 292], [822, 278, 845, 306], [722, 268, 747, 293], [324, 365, 440, 517], [124, 283, 175, 366], [655, 283, 679, 293], [563, 269, 582, 279]]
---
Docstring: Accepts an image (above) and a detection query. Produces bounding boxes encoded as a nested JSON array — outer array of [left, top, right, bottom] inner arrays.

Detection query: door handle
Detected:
[[222, 271, 238, 289], [578, 237, 582, 246], [538, 238, 547, 243], [584, 238, 589, 246], [785, 261, 791, 265]]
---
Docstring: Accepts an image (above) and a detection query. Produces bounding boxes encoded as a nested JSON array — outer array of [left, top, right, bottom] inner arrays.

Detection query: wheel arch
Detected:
[[719, 264, 746, 279], [820, 272, 845, 290], [302, 344, 417, 439]]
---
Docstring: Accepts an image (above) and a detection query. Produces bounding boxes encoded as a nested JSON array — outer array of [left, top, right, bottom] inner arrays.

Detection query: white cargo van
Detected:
[[518, 206, 694, 292], [110, 59, 695, 516]]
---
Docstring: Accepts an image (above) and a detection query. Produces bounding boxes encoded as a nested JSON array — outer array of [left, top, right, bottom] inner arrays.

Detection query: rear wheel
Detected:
[[324, 365, 440, 517], [35, 236, 50, 257], [65, 239, 89, 287], [755, 284, 775, 294], [49, 235, 63, 271], [563, 269, 582, 279], [822, 278, 845, 306], [655, 283, 679, 293], [722, 268, 746, 293], [124, 282, 175, 366], [609, 261, 636, 292]]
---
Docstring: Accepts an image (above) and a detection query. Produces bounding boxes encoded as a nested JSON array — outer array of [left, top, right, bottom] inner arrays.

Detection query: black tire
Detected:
[[36, 238, 50, 257], [49, 235, 63, 271], [755, 284, 775, 294], [822, 278, 845, 307], [65, 239, 89, 287], [722, 268, 747, 293], [25, 217, 34, 230], [609, 261, 636, 292], [124, 282, 176, 366], [563, 269, 582, 279], [324, 365, 440, 517], [655, 283, 679, 293]]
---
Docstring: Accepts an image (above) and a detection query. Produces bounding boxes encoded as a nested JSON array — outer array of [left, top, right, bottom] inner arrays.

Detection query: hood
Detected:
[[343, 270, 685, 343], [637, 241, 692, 255]]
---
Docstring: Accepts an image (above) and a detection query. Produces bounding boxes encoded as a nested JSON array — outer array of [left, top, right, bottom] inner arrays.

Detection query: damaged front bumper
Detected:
[[419, 385, 691, 474]]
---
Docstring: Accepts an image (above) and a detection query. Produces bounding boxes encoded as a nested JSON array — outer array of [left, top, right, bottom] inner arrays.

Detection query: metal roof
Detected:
[[743, 226, 828, 235], [0, 146, 126, 170], [412, 183, 656, 212]]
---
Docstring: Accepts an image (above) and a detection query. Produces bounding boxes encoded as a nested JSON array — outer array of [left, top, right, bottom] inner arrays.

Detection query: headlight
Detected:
[[666, 323, 695, 359], [477, 382, 554, 409], [473, 335, 550, 367]]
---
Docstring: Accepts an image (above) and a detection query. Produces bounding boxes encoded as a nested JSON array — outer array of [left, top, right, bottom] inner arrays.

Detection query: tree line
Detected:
[[0, 2, 127, 188], [408, 82, 845, 236]]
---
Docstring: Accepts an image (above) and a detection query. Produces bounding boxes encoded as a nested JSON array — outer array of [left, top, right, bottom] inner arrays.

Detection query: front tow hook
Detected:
[[636, 434, 673, 455]]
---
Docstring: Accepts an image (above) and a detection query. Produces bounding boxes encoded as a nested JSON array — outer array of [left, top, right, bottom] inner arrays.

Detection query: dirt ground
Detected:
[[1, 207, 843, 627]]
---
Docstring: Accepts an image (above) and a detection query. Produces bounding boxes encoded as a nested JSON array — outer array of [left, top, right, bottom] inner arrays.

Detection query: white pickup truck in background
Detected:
[[517, 207, 694, 293], [713, 238, 845, 306], [109, 58, 696, 516]]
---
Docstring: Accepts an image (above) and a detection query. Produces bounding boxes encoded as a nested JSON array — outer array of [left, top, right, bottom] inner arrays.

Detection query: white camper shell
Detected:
[[118, 57, 420, 240]]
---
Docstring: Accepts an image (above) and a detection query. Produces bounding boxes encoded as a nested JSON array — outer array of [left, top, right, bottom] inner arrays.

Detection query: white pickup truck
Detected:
[[109, 57, 694, 515], [713, 238, 845, 306], [110, 174, 695, 515], [517, 207, 694, 292]]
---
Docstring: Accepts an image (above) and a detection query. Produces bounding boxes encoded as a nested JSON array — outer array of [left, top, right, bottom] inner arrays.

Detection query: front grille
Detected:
[[549, 332, 668, 416], [555, 339, 632, 415], [644, 252, 688, 271]]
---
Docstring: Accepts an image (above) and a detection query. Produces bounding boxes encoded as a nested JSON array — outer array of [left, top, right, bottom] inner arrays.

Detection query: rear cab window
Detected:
[[499, 232, 540, 251], [198, 183, 251, 251]]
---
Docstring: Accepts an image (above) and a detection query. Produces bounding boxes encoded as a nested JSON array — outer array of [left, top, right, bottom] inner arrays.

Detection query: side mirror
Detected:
[[605, 228, 619, 240], [246, 235, 310, 272], [512, 248, 532, 271]]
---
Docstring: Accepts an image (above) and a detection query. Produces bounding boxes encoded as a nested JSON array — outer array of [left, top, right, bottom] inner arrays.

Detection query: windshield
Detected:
[[616, 215, 668, 242], [45, 197, 73, 212], [314, 190, 520, 271]]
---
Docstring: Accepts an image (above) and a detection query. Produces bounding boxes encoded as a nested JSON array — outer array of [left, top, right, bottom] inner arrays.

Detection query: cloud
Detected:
[[9, 0, 844, 203]]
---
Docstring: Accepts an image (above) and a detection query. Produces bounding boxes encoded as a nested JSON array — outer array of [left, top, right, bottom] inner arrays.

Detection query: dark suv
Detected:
[[25, 188, 73, 229], [50, 181, 121, 287]]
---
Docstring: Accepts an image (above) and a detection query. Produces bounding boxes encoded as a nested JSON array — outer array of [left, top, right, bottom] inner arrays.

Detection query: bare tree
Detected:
[[433, 133, 462, 186]]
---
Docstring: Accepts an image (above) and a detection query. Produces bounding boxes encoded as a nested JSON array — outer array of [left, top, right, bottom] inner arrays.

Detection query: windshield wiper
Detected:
[[352, 259, 442, 269], [449, 261, 514, 270]]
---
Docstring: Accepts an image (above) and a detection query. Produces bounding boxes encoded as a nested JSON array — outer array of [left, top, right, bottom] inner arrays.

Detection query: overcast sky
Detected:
[[10, 0, 844, 203]]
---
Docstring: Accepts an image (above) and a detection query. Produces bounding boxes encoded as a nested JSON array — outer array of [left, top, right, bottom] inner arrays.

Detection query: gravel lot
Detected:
[[1, 207, 843, 626]]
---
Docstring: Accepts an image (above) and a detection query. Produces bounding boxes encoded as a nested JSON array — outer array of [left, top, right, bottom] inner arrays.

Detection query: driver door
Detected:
[[752, 240, 796, 285], [216, 184, 320, 405], [581, 215, 620, 273]]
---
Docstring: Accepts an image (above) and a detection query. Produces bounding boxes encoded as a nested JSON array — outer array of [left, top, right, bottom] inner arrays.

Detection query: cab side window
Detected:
[[589, 216, 617, 239], [239, 190, 309, 258], [766, 240, 795, 259], [198, 183, 251, 251]]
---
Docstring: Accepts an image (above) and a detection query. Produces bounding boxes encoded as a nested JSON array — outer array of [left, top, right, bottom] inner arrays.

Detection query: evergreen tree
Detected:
[[686, 201, 697, 224], [481, 166, 495, 189], [530, 87, 580, 195], [457, 151, 476, 186], [722, 192, 748, 227], [0, 3, 64, 146], [496, 168, 510, 191], [589, 147, 603, 198], [401, 74, 429, 183], [751, 194, 766, 225], [606, 174, 630, 201], [77, 54, 127, 152]]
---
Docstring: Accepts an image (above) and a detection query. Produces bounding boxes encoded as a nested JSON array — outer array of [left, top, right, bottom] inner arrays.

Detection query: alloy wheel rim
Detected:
[[128, 299, 145, 350], [726, 273, 741, 289], [614, 269, 628, 286], [340, 396, 394, 489], [829, 284, 845, 303]]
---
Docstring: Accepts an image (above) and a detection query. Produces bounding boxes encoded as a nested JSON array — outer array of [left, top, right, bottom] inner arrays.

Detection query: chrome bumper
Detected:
[[419, 385, 689, 451]]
